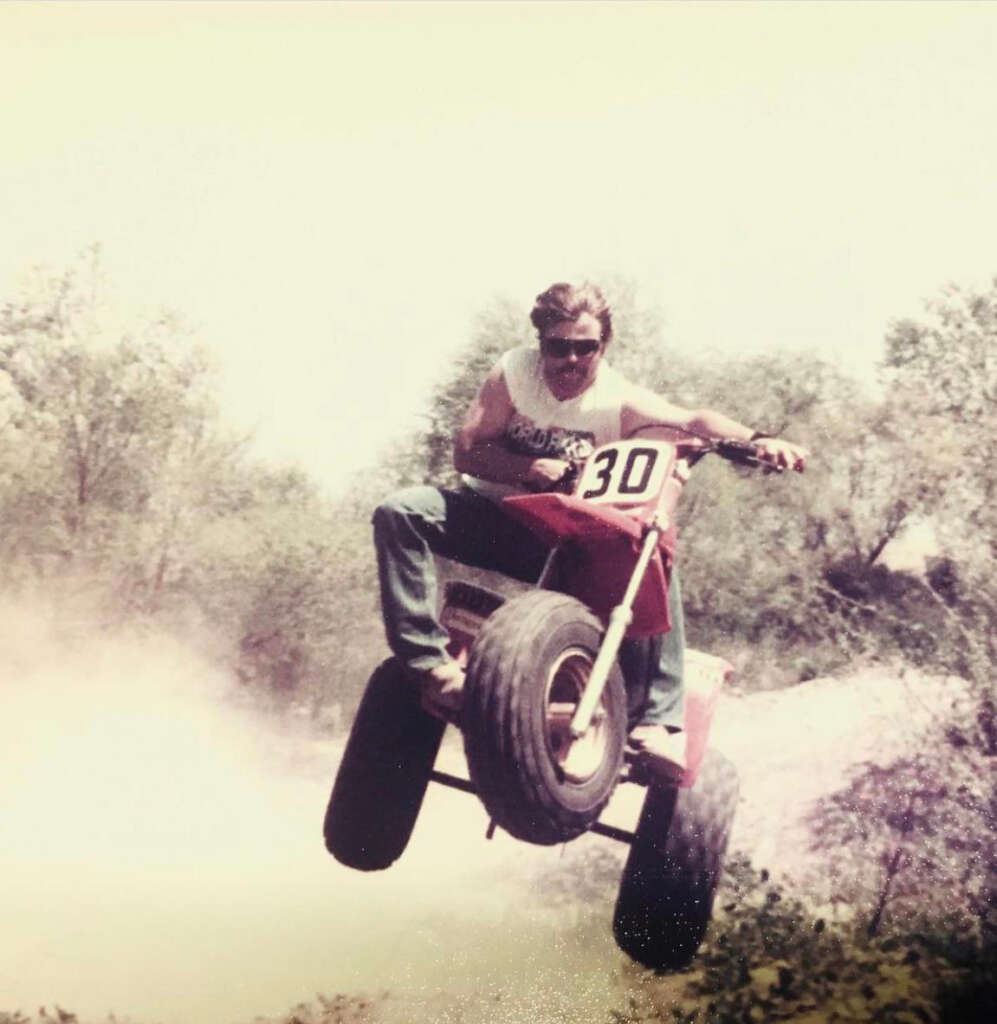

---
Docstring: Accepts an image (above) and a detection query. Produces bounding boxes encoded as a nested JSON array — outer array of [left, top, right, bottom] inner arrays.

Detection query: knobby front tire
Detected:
[[463, 590, 626, 846]]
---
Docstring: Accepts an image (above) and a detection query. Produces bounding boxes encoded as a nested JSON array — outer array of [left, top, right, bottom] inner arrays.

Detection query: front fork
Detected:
[[567, 524, 663, 739]]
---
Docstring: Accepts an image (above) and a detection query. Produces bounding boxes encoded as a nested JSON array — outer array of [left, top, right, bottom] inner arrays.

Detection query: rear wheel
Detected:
[[613, 748, 739, 970], [323, 658, 445, 871], [463, 590, 626, 845]]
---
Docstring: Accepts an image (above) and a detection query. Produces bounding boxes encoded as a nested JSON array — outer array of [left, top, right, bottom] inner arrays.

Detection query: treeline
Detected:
[[0, 254, 375, 722], [2, 258, 996, 719]]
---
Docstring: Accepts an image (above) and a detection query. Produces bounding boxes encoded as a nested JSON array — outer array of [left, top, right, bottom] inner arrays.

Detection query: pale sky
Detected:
[[3, 1, 996, 491]]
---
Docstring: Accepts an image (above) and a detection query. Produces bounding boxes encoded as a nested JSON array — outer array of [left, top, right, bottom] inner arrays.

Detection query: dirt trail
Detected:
[[716, 669, 961, 877], [0, 606, 960, 1024], [0, 610, 626, 1023]]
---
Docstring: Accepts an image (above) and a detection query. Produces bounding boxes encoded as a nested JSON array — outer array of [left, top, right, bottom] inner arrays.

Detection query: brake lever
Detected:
[[715, 439, 764, 466]]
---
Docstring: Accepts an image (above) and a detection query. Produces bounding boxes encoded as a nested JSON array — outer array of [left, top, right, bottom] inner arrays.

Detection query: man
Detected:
[[373, 282, 807, 780]]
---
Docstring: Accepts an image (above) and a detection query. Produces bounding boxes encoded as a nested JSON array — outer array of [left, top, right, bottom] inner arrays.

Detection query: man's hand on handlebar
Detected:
[[524, 457, 575, 492], [753, 436, 809, 474]]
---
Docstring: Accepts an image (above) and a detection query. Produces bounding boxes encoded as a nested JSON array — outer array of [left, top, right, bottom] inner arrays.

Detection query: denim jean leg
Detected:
[[628, 568, 686, 730], [372, 485, 550, 676], [372, 486, 454, 675]]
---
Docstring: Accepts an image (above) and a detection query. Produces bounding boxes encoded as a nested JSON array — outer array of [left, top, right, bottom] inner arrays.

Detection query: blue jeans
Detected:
[[372, 485, 685, 730]]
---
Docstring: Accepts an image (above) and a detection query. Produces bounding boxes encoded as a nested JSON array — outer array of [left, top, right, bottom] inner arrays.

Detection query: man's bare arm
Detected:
[[453, 363, 571, 488], [621, 386, 809, 472]]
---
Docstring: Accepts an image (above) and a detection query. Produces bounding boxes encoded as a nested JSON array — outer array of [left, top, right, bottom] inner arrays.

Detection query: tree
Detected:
[[0, 251, 389, 713], [883, 278, 997, 530], [881, 280, 997, 944], [810, 754, 991, 939], [0, 249, 231, 602]]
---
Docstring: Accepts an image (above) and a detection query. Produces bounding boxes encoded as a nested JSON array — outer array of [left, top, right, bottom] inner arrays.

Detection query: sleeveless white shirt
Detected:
[[463, 345, 635, 500]]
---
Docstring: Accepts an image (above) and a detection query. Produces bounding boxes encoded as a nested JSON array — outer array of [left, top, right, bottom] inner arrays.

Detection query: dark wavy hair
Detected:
[[529, 282, 613, 345]]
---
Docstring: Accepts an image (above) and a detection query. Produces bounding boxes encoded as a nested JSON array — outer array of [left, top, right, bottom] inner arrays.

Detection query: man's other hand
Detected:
[[524, 458, 573, 490]]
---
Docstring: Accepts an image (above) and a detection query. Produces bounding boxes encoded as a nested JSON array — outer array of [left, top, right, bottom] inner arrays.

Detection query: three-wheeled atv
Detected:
[[324, 432, 772, 970]]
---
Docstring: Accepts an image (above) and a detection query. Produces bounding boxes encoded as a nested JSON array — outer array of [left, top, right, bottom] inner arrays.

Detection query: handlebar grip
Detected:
[[715, 439, 765, 467]]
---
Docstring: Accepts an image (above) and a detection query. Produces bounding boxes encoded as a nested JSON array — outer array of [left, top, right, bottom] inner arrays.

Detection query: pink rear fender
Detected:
[[678, 649, 733, 787]]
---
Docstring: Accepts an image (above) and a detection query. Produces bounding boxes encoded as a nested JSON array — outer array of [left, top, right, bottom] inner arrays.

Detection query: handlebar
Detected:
[[522, 426, 800, 495], [526, 436, 775, 496], [623, 422, 793, 473]]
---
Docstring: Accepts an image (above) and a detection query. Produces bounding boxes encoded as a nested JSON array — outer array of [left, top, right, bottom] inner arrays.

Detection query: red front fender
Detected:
[[502, 492, 676, 638]]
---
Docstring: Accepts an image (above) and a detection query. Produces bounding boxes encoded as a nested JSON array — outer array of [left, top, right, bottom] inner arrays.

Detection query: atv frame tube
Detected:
[[568, 520, 664, 739]]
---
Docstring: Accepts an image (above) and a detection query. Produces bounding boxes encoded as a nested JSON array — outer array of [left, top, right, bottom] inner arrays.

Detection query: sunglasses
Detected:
[[540, 337, 602, 359]]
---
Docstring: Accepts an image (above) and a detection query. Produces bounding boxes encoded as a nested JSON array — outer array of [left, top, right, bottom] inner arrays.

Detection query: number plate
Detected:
[[576, 440, 675, 505]]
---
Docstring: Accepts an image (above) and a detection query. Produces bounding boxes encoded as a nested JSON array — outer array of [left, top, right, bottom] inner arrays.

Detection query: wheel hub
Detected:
[[544, 647, 610, 783]]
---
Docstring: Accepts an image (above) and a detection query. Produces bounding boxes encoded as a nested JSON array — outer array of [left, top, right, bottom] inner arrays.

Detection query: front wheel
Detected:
[[462, 590, 626, 845], [613, 748, 739, 970]]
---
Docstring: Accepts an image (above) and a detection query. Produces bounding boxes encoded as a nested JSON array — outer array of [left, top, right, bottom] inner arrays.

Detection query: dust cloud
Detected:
[[0, 594, 637, 1024]]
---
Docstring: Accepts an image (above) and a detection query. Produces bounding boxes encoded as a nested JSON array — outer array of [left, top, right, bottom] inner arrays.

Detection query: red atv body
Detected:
[[446, 439, 730, 792], [325, 436, 763, 970]]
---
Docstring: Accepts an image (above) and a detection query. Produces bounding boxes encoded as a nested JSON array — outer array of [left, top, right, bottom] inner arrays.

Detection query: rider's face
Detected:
[[540, 312, 604, 401]]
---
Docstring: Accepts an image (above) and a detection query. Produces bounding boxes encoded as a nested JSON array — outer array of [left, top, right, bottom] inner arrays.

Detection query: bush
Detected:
[[615, 856, 964, 1023]]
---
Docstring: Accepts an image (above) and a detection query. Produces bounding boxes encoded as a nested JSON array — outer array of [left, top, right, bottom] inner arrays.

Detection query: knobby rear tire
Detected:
[[613, 748, 739, 970], [323, 658, 445, 871], [462, 590, 626, 846]]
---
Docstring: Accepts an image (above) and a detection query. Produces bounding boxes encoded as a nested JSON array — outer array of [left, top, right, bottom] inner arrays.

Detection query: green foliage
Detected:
[[884, 279, 997, 426], [0, 251, 228, 593], [670, 349, 959, 677], [387, 294, 533, 488], [880, 280, 997, 676], [877, 280, 997, 953], [615, 856, 963, 1023], [810, 753, 992, 940], [0, 251, 386, 717]]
